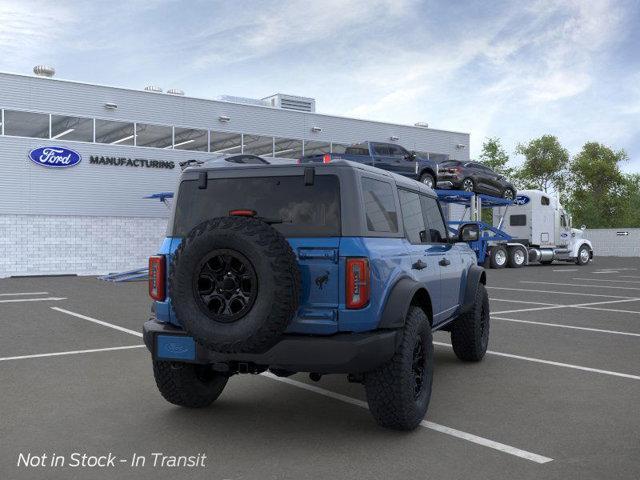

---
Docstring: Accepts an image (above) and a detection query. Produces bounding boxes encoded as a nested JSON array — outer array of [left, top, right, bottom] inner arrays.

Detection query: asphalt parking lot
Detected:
[[2, 257, 640, 480]]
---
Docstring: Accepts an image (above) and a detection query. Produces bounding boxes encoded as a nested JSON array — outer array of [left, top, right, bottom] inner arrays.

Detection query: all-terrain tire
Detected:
[[170, 216, 300, 353], [153, 360, 228, 408], [364, 307, 434, 431], [450, 283, 490, 361]]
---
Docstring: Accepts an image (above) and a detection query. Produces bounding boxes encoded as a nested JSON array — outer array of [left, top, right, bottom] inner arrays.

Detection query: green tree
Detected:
[[619, 174, 640, 227], [515, 135, 569, 193], [479, 137, 515, 177], [566, 142, 628, 228]]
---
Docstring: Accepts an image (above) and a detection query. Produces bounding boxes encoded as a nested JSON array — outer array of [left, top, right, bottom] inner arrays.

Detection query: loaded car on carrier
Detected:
[[144, 159, 490, 430]]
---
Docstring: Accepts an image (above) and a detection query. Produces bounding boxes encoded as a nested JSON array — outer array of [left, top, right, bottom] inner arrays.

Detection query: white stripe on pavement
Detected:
[[552, 269, 578, 272], [0, 345, 145, 362], [572, 278, 640, 284], [493, 297, 640, 315], [488, 286, 638, 299], [51, 307, 143, 337], [520, 281, 640, 291], [0, 292, 49, 296], [491, 298, 560, 306], [434, 342, 640, 381], [0, 297, 66, 304], [493, 316, 640, 337], [261, 372, 553, 464]]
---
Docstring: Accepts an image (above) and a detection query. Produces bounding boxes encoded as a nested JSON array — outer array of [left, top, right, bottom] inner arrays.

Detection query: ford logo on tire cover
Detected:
[[514, 195, 530, 205], [28, 146, 82, 168]]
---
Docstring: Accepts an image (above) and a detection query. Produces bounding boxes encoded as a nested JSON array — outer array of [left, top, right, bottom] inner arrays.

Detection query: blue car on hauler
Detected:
[[144, 158, 489, 430]]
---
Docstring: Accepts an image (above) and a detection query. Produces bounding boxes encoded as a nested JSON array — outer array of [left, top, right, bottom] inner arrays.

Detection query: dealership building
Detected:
[[0, 68, 470, 277]]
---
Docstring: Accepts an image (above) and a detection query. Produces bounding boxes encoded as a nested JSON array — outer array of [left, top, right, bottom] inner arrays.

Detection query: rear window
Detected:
[[173, 175, 341, 237], [345, 144, 370, 156], [439, 160, 461, 167]]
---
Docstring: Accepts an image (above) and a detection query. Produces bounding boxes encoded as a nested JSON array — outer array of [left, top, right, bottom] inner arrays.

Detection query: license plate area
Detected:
[[156, 335, 196, 361]]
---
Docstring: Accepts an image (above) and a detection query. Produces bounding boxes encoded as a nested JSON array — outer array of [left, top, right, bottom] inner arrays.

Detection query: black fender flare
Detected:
[[459, 265, 486, 314], [378, 277, 432, 329], [419, 167, 437, 180]]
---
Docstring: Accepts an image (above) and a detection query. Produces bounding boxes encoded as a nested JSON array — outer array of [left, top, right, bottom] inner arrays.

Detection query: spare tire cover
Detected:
[[169, 216, 300, 353]]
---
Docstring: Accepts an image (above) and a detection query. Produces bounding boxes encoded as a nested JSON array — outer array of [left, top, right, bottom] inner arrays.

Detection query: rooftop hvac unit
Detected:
[[167, 88, 185, 96], [144, 85, 163, 93], [262, 93, 316, 113]]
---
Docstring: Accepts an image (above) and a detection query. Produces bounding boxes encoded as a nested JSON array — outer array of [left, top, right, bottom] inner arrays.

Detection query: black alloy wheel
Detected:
[[193, 249, 258, 323]]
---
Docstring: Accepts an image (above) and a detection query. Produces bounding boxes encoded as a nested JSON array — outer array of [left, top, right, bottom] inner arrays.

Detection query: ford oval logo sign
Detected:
[[28, 146, 82, 168], [514, 195, 530, 206]]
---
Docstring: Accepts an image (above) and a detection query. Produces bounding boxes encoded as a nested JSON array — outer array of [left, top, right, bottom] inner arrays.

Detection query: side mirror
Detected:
[[404, 151, 416, 160], [581, 224, 586, 230], [458, 223, 480, 242]]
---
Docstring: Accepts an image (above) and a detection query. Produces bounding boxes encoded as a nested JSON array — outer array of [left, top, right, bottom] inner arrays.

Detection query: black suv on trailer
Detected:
[[437, 160, 516, 199]]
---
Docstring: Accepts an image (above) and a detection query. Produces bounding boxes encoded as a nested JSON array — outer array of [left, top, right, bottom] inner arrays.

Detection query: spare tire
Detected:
[[169, 216, 300, 353]]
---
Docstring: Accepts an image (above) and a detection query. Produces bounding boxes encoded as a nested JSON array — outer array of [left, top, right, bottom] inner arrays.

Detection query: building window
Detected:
[[303, 140, 331, 156], [210, 131, 242, 154], [3, 110, 50, 139], [95, 119, 135, 145], [50, 114, 94, 142], [273, 137, 303, 159], [173, 127, 208, 151], [361, 177, 398, 233], [243, 135, 274, 156], [135, 123, 173, 148]]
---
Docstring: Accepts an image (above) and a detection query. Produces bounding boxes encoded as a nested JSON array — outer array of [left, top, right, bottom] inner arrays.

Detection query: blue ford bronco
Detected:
[[144, 159, 489, 430]]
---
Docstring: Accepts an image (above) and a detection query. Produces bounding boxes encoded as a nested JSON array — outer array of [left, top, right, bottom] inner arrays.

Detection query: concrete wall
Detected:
[[0, 214, 167, 277], [583, 228, 640, 257]]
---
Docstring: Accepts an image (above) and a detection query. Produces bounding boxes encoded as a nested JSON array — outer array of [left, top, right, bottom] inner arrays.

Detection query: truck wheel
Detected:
[[419, 172, 435, 189], [170, 216, 300, 353], [153, 360, 228, 408], [576, 245, 591, 265], [450, 283, 490, 361], [502, 188, 516, 200], [507, 246, 526, 268], [364, 307, 433, 431], [489, 245, 507, 269]]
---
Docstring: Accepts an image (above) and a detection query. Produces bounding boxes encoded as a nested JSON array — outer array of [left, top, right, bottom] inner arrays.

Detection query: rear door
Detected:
[[386, 144, 414, 176], [397, 189, 442, 320], [371, 143, 394, 171], [420, 194, 463, 321]]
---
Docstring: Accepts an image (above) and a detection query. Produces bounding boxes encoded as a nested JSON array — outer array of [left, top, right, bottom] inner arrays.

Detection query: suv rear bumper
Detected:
[[143, 319, 400, 374]]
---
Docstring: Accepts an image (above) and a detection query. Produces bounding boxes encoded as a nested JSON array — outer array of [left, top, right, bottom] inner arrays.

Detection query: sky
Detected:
[[1, 0, 639, 171]]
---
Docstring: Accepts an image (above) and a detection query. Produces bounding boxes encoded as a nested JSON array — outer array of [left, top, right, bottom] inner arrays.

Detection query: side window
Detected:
[[373, 144, 390, 156], [361, 177, 398, 233], [398, 190, 427, 244], [420, 195, 448, 243], [387, 145, 404, 158], [510, 214, 527, 226], [560, 215, 567, 228], [541, 196, 550, 206]]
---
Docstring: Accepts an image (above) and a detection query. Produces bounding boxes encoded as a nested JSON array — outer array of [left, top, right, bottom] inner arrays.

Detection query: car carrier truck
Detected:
[[492, 189, 593, 266]]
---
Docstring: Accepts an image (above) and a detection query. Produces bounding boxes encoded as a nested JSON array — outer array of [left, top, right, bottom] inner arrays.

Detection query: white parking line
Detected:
[[434, 342, 640, 381], [491, 299, 560, 306], [520, 281, 640, 291], [51, 307, 143, 337], [573, 278, 640, 284], [574, 305, 640, 315], [0, 345, 145, 362], [262, 372, 553, 464], [552, 269, 578, 272], [0, 297, 66, 304], [618, 275, 640, 279], [493, 316, 640, 337], [0, 292, 49, 296], [493, 298, 640, 315], [488, 286, 637, 299]]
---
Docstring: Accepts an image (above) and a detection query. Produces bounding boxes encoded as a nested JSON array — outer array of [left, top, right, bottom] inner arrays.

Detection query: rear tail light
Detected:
[[322, 153, 332, 164], [149, 255, 166, 301], [346, 258, 370, 309]]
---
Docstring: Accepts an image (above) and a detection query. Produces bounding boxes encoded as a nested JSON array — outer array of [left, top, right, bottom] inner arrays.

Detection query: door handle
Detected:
[[412, 259, 427, 270], [439, 258, 451, 267]]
